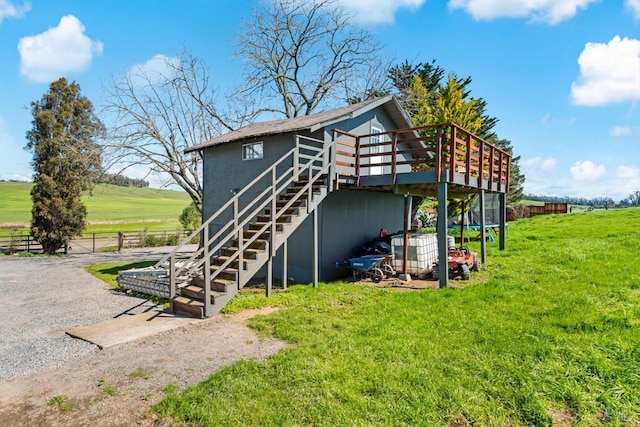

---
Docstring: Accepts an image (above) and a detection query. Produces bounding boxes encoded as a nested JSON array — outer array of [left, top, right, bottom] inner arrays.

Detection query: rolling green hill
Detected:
[[0, 181, 191, 232]]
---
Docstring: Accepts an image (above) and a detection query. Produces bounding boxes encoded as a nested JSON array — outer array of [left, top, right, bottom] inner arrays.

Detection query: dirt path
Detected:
[[0, 308, 285, 426]]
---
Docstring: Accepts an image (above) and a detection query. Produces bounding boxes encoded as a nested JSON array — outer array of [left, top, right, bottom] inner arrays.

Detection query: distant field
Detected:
[[0, 182, 191, 234]]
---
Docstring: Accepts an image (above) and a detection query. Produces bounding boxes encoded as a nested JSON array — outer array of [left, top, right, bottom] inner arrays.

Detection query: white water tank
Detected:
[[391, 233, 439, 276]]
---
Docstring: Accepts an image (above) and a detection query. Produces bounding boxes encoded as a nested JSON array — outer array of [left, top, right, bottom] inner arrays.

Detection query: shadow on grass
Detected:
[[93, 260, 158, 276]]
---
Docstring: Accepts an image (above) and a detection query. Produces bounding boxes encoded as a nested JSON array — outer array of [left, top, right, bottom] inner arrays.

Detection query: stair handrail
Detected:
[[199, 149, 331, 289], [192, 139, 331, 282], [156, 136, 335, 295], [154, 145, 297, 270]]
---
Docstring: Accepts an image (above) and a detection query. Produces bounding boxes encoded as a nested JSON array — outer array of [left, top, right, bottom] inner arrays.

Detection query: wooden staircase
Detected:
[[166, 173, 329, 318]]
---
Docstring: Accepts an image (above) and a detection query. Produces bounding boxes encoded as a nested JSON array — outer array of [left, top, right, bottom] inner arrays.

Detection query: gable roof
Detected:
[[185, 95, 414, 153]]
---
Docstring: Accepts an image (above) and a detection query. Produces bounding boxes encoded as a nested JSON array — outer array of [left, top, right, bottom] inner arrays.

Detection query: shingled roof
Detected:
[[185, 95, 413, 153]]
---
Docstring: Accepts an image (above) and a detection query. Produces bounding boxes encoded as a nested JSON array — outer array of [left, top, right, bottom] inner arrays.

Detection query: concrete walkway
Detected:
[[67, 307, 199, 349]]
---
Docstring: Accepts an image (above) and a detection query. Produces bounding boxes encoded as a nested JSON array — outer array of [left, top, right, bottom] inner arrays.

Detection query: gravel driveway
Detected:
[[0, 247, 285, 426], [0, 248, 171, 381]]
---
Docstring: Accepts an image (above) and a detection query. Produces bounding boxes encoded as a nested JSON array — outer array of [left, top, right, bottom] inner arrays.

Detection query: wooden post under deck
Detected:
[[460, 199, 466, 246], [282, 240, 288, 290], [499, 192, 507, 250], [266, 253, 273, 297], [479, 189, 487, 264], [312, 208, 319, 288], [402, 195, 409, 276], [437, 180, 449, 289]]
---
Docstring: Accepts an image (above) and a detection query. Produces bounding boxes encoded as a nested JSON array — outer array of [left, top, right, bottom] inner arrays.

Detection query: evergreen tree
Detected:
[[25, 78, 104, 255], [388, 60, 525, 205], [489, 137, 525, 204], [433, 72, 484, 134]]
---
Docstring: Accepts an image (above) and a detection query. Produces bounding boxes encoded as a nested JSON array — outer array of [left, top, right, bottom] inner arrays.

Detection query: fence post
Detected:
[[27, 235, 30, 252]]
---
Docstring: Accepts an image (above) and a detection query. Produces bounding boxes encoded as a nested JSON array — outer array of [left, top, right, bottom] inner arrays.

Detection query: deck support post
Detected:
[[282, 240, 288, 290], [479, 189, 487, 264], [402, 194, 410, 277], [266, 250, 273, 297], [437, 180, 449, 289], [499, 192, 507, 250], [312, 207, 319, 288], [460, 199, 466, 246]]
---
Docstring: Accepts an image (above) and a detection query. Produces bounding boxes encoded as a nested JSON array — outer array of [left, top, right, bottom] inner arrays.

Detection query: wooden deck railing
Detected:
[[333, 123, 510, 192]]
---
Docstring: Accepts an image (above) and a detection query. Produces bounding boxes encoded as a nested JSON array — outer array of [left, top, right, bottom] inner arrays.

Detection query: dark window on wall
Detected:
[[242, 142, 263, 160]]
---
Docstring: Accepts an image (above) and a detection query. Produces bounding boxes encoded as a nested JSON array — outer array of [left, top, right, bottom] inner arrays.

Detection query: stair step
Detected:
[[180, 284, 224, 303], [256, 214, 295, 223], [233, 238, 268, 250], [221, 247, 262, 258], [286, 185, 324, 194], [212, 255, 239, 268], [191, 275, 236, 292], [276, 198, 304, 208], [210, 265, 239, 281], [170, 296, 204, 319], [243, 230, 270, 240], [264, 207, 298, 216], [248, 222, 284, 231], [295, 174, 328, 182]]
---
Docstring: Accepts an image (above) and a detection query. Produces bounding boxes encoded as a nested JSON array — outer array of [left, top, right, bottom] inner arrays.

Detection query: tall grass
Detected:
[[154, 208, 640, 426]]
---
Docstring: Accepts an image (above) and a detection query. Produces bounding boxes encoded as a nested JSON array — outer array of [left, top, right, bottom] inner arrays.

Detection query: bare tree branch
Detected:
[[236, 0, 384, 118], [100, 51, 240, 211]]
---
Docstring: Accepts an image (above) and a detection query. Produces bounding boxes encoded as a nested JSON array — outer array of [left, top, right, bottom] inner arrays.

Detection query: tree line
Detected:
[[24, 0, 525, 254], [525, 191, 640, 208], [93, 173, 148, 188]]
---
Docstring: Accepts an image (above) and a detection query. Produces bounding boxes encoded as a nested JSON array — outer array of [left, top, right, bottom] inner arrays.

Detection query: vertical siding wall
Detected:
[[273, 190, 404, 283]]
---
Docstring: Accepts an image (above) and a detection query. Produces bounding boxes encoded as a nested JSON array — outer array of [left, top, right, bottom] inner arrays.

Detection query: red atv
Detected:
[[432, 246, 480, 281]]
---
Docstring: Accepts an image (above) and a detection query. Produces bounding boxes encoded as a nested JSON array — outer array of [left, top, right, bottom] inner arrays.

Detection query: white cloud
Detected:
[[616, 165, 640, 179], [127, 54, 180, 85], [541, 158, 557, 170], [570, 160, 605, 181], [626, 0, 640, 20], [447, 0, 597, 24], [540, 113, 551, 123], [616, 165, 640, 195], [336, 0, 425, 23], [17, 15, 103, 83], [616, 164, 640, 179], [609, 125, 631, 137], [570, 36, 640, 106], [522, 156, 557, 171], [0, 0, 30, 23]]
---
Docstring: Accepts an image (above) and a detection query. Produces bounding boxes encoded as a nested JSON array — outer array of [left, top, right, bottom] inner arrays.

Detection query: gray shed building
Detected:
[[157, 95, 511, 318], [191, 96, 413, 285]]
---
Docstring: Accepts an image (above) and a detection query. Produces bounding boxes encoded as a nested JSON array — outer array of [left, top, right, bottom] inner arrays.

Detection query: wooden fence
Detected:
[[508, 203, 568, 221], [0, 229, 189, 255]]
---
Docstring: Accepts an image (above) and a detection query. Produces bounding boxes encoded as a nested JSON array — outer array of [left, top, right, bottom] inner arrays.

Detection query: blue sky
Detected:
[[0, 0, 638, 200]]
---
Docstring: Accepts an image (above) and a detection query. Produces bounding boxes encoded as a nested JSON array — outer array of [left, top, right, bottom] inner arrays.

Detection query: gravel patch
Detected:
[[0, 247, 286, 426], [0, 247, 189, 381]]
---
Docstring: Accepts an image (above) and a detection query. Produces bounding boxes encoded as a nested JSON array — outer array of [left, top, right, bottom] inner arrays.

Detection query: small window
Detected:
[[242, 142, 263, 160], [371, 127, 381, 144]]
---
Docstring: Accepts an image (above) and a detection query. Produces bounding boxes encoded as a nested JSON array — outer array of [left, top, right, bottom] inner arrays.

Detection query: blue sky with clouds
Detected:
[[0, 0, 638, 200]]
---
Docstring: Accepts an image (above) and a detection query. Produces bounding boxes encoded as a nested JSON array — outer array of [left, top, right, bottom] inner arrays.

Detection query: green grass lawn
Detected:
[[139, 208, 640, 426], [0, 182, 191, 235]]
